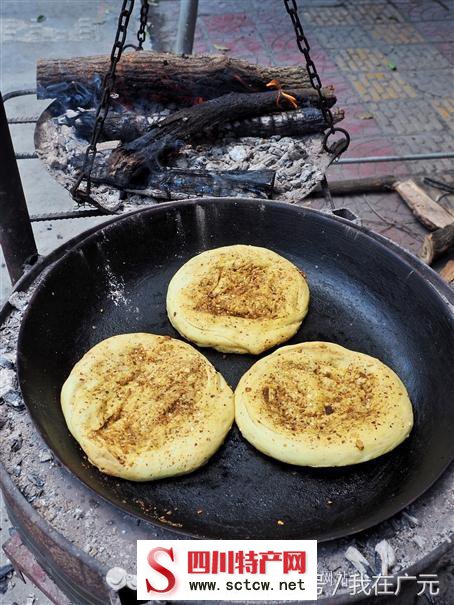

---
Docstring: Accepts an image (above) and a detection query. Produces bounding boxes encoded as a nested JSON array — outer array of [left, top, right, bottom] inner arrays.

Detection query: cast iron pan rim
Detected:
[[20, 197, 454, 306], [16, 197, 454, 541]]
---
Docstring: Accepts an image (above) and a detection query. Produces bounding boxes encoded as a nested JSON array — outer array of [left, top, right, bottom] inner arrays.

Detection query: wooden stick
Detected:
[[420, 222, 454, 264], [309, 175, 397, 197], [395, 179, 454, 230], [439, 260, 454, 284], [37, 52, 313, 103]]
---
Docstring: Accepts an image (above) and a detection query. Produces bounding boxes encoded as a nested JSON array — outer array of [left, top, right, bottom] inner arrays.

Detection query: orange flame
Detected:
[[266, 79, 298, 109]]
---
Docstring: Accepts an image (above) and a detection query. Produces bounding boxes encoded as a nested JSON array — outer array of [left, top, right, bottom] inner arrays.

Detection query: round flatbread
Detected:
[[235, 342, 413, 467], [166, 245, 310, 354], [61, 333, 234, 481]]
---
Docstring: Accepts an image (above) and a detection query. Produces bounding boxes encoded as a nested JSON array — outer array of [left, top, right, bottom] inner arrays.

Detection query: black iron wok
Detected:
[[17, 198, 454, 541]]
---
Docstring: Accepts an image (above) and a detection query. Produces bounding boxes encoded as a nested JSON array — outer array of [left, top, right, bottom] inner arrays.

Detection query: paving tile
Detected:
[[346, 3, 404, 25], [198, 0, 246, 16], [1, 16, 102, 42], [435, 42, 454, 63], [338, 103, 382, 137], [347, 72, 417, 102], [310, 25, 374, 49], [302, 6, 355, 26], [261, 32, 338, 71], [321, 72, 362, 106], [366, 22, 425, 44], [393, 1, 452, 22], [382, 44, 451, 70], [404, 69, 454, 98], [394, 133, 454, 174], [414, 20, 454, 42], [431, 97, 454, 126], [333, 48, 389, 72], [364, 99, 448, 135]]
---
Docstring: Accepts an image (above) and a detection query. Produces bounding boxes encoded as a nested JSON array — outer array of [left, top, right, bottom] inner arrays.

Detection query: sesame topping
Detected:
[[188, 256, 300, 320], [251, 357, 387, 444], [82, 341, 208, 463]]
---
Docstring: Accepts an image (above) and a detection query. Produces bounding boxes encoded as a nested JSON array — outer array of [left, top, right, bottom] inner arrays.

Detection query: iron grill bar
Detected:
[[337, 152, 454, 164]]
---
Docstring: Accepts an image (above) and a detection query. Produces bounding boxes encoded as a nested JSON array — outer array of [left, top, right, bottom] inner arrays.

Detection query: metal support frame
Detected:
[[3, 532, 72, 605], [0, 92, 38, 284], [175, 0, 199, 55]]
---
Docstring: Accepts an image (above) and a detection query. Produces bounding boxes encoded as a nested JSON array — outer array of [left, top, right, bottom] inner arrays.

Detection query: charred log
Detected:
[[73, 111, 150, 142], [207, 107, 343, 139], [124, 168, 276, 199], [73, 104, 342, 144], [72, 152, 276, 199], [37, 52, 312, 104], [102, 90, 341, 189]]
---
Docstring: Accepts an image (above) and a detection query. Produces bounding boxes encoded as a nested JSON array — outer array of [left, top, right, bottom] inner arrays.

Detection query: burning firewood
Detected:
[[73, 105, 342, 144], [37, 52, 311, 104], [99, 90, 342, 190], [37, 52, 343, 202]]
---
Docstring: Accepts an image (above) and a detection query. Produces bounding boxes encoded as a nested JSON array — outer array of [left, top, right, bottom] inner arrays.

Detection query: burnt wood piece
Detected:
[[73, 111, 150, 142], [124, 168, 276, 199], [73, 153, 276, 199], [103, 91, 337, 189], [73, 104, 342, 144], [420, 222, 454, 264], [193, 107, 343, 140], [37, 52, 312, 103]]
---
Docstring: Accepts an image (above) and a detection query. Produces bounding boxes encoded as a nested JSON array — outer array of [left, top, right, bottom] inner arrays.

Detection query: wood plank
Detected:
[[394, 179, 454, 230]]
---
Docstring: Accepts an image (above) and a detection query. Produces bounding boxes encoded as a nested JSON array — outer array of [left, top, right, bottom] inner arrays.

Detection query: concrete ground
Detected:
[[0, 0, 453, 603]]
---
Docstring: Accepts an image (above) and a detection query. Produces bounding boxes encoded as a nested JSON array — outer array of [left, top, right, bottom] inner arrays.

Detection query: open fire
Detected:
[[35, 52, 344, 211]]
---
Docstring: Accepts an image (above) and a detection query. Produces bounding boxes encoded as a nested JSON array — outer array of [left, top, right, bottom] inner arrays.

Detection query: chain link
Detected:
[[137, 0, 149, 49], [282, 0, 350, 156], [71, 0, 136, 210]]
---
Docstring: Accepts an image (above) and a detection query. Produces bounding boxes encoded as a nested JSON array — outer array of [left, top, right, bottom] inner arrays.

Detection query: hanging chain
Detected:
[[137, 0, 149, 50], [283, 0, 350, 157], [70, 0, 135, 210]]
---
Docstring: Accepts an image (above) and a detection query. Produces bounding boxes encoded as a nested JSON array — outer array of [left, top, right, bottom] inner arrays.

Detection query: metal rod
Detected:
[[2, 88, 36, 102], [15, 152, 38, 160], [8, 117, 39, 124], [30, 209, 109, 222], [0, 93, 38, 284], [337, 152, 454, 164], [175, 0, 199, 54]]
